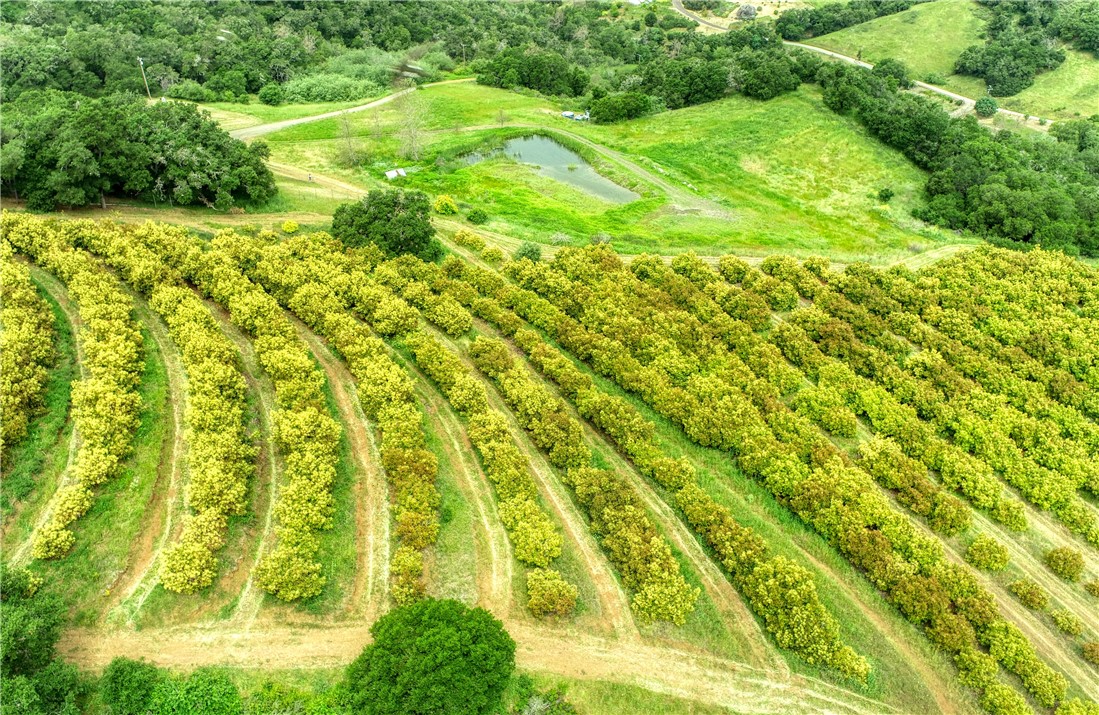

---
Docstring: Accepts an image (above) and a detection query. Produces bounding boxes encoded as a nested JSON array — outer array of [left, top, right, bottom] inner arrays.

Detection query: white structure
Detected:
[[384, 168, 408, 180]]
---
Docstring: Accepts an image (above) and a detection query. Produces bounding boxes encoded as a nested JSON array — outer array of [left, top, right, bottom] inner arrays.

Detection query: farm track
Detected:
[[103, 292, 189, 623], [7, 266, 86, 564], [400, 358, 514, 613], [296, 323, 390, 621], [208, 300, 280, 630], [59, 620, 897, 715]]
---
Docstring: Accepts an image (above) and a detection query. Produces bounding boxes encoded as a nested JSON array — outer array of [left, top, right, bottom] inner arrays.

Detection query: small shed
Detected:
[[384, 168, 408, 180]]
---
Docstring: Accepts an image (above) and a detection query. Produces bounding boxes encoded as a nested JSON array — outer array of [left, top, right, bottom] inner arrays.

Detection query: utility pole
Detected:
[[138, 57, 151, 99]]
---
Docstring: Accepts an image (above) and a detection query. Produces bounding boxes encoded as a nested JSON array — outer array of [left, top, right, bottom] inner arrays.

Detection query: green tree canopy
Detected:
[[345, 599, 516, 715], [332, 190, 442, 262]]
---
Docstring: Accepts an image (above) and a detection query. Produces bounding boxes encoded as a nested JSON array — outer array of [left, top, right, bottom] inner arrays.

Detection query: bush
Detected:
[[1051, 609, 1083, 637], [452, 230, 486, 251], [590, 92, 650, 123], [526, 568, 578, 617], [975, 97, 999, 118], [281, 220, 299, 234], [467, 208, 489, 225], [482, 247, 504, 264], [332, 190, 442, 262], [1085, 581, 1099, 598], [877, 187, 895, 203], [872, 58, 913, 89], [965, 534, 1009, 572], [150, 668, 242, 715], [1009, 579, 1049, 610], [980, 682, 1030, 715], [514, 242, 542, 263], [282, 74, 380, 103], [433, 195, 459, 215], [346, 599, 515, 715], [1045, 547, 1084, 582], [258, 83, 283, 106], [1084, 642, 1099, 665], [101, 658, 163, 715]]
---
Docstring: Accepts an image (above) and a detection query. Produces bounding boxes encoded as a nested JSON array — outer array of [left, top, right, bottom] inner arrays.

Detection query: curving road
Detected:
[[669, 0, 1052, 126]]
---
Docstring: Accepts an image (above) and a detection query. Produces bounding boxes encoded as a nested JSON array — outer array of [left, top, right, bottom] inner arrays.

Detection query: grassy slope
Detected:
[[805, 0, 984, 84], [806, 0, 1098, 119], [263, 82, 957, 261]]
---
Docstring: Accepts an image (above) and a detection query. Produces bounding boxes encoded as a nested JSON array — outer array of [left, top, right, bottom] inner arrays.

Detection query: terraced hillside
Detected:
[[3, 209, 1097, 714]]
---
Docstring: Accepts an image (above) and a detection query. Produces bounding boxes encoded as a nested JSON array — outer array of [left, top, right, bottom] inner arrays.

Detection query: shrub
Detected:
[[514, 242, 542, 263], [150, 668, 242, 715], [590, 91, 650, 123], [975, 97, 999, 118], [965, 535, 1009, 572], [482, 247, 504, 264], [258, 83, 283, 106], [346, 599, 515, 715], [1009, 579, 1049, 610], [1046, 547, 1084, 582], [980, 682, 1030, 715], [467, 208, 489, 225], [452, 230, 486, 251], [526, 568, 578, 617], [433, 195, 459, 215], [1084, 642, 1099, 665], [1085, 581, 1099, 598], [877, 187, 895, 203], [281, 220, 299, 234], [872, 58, 912, 89], [101, 658, 163, 715], [1051, 608, 1083, 637]]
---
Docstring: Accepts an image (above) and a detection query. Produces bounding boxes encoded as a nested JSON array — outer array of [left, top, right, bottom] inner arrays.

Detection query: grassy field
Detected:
[[805, 0, 1099, 119], [194, 99, 374, 131], [805, 0, 984, 84], [261, 82, 959, 262], [998, 49, 1099, 120]]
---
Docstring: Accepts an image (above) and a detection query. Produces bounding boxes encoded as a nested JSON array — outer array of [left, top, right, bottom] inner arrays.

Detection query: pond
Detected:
[[462, 135, 640, 204]]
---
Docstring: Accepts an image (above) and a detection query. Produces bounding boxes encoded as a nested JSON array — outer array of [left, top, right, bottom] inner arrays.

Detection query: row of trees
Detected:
[[1, 92, 276, 212], [438, 255, 869, 678], [780, 298, 1097, 545], [124, 223, 343, 602], [3, 212, 145, 560], [68, 220, 257, 594], [499, 245, 1075, 712], [469, 333, 700, 625], [271, 232, 579, 618], [653, 250, 1099, 703], [242, 231, 440, 605], [0, 244, 55, 457]]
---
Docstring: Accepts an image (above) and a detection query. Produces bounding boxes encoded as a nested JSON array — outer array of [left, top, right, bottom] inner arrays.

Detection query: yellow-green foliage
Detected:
[[481, 246, 504, 264], [65, 221, 256, 594], [122, 224, 343, 602], [282, 220, 299, 234], [526, 568, 579, 617], [1050, 609, 1083, 637], [239, 232, 438, 604], [965, 534, 1010, 572], [2, 212, 144, 560], [0, 246, 56, 455], [432, 194, 459, 215], [452, 229, 486, 251], [442, 263, 869, 679]]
